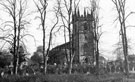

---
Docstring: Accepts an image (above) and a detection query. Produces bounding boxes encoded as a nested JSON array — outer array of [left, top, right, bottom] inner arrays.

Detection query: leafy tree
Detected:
[[31, 52, 43, 64], [0, 50, 12, 68], [31, 46, 44, 65], [10, 45, 27, 70]]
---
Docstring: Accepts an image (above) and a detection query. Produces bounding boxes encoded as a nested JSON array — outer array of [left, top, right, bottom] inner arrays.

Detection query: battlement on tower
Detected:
[[72, 8, 94, 22]]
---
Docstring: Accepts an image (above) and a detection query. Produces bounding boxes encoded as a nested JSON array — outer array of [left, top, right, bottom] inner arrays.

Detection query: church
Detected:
[[48, 9, 95, 65]]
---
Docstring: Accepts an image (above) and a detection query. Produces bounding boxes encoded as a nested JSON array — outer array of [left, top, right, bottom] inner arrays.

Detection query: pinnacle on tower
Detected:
[[90, 9, 94, 21], [72, 8, 77, 21], [77, 7, 80, 17], [84, 8, 86, 17], [72, 11, 74, 22], [87, 10, 89, 17]]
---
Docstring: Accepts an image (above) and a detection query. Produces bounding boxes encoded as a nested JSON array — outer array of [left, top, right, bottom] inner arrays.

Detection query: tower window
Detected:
[[84, 23, 88, 30]]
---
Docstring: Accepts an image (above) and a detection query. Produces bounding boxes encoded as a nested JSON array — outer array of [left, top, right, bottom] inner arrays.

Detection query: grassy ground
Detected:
[[122, 73, 135, 82], [0, 73, 125, 82]]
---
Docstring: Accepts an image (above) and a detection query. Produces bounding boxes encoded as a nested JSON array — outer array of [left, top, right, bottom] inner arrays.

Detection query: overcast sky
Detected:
[[0, 0, 135, 60]]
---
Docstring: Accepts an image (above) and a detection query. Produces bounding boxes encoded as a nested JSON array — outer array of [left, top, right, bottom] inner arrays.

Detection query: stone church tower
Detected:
[[72, 9, 94, 64]]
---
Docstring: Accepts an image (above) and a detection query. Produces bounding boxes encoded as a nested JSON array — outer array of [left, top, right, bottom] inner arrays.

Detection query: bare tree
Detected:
[[1, 0, 18, 74], [0, 0, 32, 74], [34, 0, 48, 74], [112, 0, 135, 75], [113, 38, 132, 60], [90, 0, 103, 75], [56, 0, 72, 74], [34, 0, 59, 74], [56, 0, 80, 74], [45, 9, 59, 74], [113, 40, 124, 60]]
